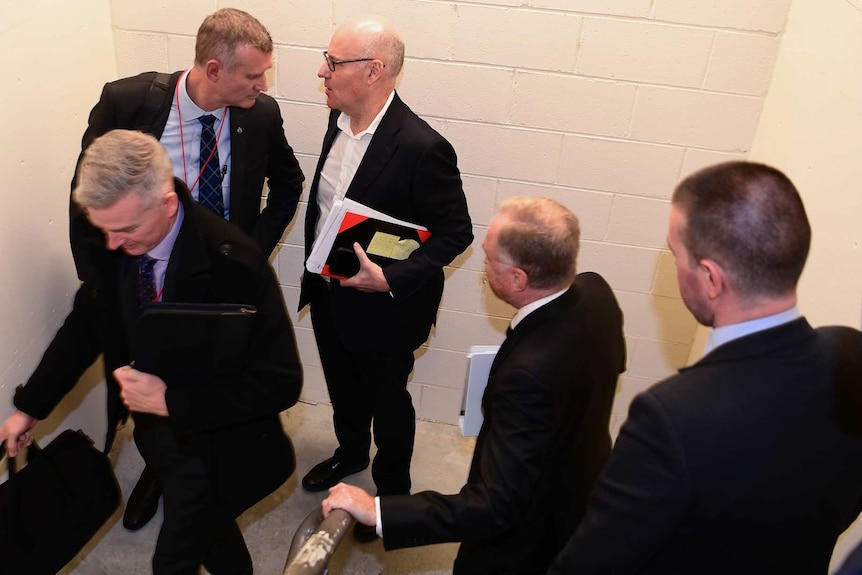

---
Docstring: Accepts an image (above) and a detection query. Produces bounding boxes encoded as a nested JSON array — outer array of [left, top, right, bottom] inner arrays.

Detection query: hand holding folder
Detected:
[[306, 199, 431, 280], [134, 303, 257, 387]]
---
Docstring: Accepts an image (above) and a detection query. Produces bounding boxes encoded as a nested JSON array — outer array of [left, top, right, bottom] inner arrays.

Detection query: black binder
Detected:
[[306, 198, 431, 280], [326, 216, 429, 278], [134, 302, 257, 387]]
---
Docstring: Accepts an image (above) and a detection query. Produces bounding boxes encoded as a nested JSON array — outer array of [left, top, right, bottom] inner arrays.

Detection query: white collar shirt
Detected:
[[314, 90, 396, 239]]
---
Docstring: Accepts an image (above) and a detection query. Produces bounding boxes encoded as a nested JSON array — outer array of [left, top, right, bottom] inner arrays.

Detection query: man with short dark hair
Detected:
[[323, 196, 626, 574], [298, 15, 474, 543], [69, 7, 305, 530], [546, 161, 862, 575], [1, 130, 302, 574]]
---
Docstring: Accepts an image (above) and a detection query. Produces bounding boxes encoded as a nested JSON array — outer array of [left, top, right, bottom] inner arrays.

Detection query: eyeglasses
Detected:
[[323, 51, 377, 72]]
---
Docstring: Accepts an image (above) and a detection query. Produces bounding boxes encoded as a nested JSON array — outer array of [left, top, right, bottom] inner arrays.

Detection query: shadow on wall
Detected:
[[650, 295, 699, 370], [34, 361, 105, 446]]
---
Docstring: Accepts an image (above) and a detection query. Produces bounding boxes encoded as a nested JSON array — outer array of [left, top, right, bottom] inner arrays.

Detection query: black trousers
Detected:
[[309, 285, 417, 496], [133, 419, 251, 575]]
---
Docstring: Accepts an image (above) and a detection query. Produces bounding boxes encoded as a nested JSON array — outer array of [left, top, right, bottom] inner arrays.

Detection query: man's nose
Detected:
[[106, 233, 124, 251]]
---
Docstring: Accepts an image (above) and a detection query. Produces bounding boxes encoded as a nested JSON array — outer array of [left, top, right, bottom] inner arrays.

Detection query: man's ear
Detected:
[[367, 60, 385, 83], [204, 59, 222, 82], [699, 258, 726, 300], [162, 189, 179, 218], [511, 267, 529, 293]]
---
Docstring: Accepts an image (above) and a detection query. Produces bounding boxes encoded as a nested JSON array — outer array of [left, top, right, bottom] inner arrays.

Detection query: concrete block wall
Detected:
[[109, 0, 790, 433], [0, 0, 117, 446]]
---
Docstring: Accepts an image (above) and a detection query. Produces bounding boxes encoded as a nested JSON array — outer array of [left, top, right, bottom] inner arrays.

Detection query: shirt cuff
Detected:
[[375, 496, 383, 538]]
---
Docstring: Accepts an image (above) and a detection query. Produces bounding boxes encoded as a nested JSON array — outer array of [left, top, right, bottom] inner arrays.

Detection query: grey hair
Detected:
[[73, 130, 173, 210], [497, 196, 581, 290]]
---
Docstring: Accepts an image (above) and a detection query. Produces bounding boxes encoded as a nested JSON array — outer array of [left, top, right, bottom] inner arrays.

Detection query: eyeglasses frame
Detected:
[[323, 51, 383, 72]]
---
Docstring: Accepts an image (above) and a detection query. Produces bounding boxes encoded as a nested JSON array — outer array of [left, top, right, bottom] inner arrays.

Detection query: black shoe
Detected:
[[123, 465, 161, 530], [301, 456, 369, 492], [353, 521, 380, 543]]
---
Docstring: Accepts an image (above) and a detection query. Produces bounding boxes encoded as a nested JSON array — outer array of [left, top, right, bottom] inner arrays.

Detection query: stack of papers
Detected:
[[306, 198, 431, 279]]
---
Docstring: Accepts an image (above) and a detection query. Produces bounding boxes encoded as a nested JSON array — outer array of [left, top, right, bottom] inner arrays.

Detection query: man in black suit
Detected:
[[546, 162, 862, 575], [298, 14, 473, 541], [72, 8, 304, 277], [322, 196, 626, 574], [0, 130, 302, 574], [69, 7, 305, 530]]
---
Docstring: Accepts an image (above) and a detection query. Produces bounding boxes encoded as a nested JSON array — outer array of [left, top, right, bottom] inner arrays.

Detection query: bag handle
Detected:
[[1, 441, 14, 476], [1, 437, 41, 477]]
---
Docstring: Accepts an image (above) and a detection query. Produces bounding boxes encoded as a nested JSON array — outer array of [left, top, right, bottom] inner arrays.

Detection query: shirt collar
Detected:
[[511, 287, 569, 331], [178, 69, 227, 120], [704, 305, 802, 355], [147, 201, 184, 262], [336, 90, 396, 138]]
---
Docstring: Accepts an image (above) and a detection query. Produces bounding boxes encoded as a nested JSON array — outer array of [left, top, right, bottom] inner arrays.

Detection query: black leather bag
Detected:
[[0, 429, 121, 574]]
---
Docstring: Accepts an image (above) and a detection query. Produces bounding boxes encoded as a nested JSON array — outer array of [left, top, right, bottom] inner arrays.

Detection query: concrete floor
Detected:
[[60, 401, 476, 575]]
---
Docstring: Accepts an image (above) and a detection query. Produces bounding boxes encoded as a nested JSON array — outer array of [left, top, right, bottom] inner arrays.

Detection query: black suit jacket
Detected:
[[70, 70, 305, 280], [299, 93, 473, 352], [18, 181, 302, 516], [547, 318, 862, 575], [380, 272, 627, 575]]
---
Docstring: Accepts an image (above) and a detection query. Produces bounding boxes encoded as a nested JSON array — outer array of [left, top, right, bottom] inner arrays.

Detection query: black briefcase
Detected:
[[0, 429, 121, 574]]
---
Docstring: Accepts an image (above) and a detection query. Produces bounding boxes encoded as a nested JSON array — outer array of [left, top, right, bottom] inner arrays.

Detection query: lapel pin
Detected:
[[236, 127, 243, 134]]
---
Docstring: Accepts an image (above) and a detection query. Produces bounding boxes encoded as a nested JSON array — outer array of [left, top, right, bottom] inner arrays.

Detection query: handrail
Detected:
[[284, 506, 326, 567], [282, 507, 355, 575]]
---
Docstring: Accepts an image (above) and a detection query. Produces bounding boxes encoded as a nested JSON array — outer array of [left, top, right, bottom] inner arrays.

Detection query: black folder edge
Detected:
[[133, 303, 257, 387], [306, 198, 429, 277], [323, 215, 430, 279]]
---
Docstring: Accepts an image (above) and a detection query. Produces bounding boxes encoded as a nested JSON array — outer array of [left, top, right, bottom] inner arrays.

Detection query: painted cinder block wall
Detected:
[[0, 0, 116, 446], [108, 0, 789, 433], [747, 0, 862, 569], [3, 0, 860, 566]]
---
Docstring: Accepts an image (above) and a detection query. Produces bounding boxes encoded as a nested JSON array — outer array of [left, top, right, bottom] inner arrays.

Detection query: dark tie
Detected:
[[137, 256, 157, 306], [198, 114, 225, 217]]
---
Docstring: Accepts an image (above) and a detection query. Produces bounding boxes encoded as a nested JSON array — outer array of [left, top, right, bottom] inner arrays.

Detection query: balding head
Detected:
[[335, 14, 404, 80], [320, 14, 406, 129]]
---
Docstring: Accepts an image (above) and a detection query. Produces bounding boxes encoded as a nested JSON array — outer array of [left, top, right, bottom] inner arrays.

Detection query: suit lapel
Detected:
[[118, 254, 140, 336], [489, 285, 579, 381], [304, 111, 342, 254], [163, 183, 214, 303], [227, 106, 246, 225], [311, 111, 342, 191], [319, 112, 342, 165], [475, 288, 578, 463], [343, 93, 404, 204]]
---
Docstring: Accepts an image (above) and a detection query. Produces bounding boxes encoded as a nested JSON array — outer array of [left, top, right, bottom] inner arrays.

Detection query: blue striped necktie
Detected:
[[137, 255, 157, 306], [198, 114, 225, 217]]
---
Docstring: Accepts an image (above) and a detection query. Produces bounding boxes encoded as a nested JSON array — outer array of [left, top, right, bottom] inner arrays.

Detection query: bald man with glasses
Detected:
[[297, 14, 472, 543]]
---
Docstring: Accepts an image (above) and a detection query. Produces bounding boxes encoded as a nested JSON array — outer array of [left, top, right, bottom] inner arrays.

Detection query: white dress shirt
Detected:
[[314, 91, 396, 240]]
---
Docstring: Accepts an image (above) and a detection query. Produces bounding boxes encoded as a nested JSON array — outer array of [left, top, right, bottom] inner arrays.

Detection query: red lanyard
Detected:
[[175, 72, 227, 194]]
